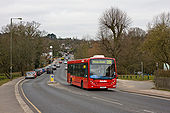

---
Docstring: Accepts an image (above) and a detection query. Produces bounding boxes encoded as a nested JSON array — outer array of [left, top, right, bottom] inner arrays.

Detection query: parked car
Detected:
[[59, 61, 62, 64], [52, 65, 56, 70], [25, 71, 36, 79], [34, 69, 41, 76], [47, 67, 53, 74], [42, 68, 46, 73], [56, 64, 60, 68], [39, 69, 43, 74]]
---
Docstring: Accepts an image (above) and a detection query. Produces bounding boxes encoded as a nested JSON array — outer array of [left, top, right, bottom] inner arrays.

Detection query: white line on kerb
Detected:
[[92, 96, 123, 105], [144, 109, 155, 113]]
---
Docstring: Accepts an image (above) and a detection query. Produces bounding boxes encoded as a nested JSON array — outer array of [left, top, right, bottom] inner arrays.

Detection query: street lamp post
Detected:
[[10, 17, 22, 79]]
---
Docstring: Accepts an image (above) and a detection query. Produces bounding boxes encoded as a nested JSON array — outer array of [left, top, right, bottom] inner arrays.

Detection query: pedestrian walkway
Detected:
[[117, 79, 170, 99], [0, 77, 24, 113]]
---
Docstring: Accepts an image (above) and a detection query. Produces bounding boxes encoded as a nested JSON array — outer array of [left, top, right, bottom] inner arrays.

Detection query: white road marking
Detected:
[[144, 109, 155, 113], [92, 96, 123, 105]]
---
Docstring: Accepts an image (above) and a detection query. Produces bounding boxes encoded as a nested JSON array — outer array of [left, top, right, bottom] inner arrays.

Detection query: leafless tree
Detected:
[[98, 7, 131, 59]]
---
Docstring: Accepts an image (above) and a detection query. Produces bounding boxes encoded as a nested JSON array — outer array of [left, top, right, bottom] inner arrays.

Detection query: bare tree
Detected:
[[98, 7, 131, 59]]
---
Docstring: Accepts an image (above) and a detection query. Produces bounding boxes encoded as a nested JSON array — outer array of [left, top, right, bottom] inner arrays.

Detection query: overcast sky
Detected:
[[0, 0, 169, 38]]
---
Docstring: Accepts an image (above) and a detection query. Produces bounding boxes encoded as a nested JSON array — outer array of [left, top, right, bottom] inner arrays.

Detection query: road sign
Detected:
[[50, 74, 54, 82]]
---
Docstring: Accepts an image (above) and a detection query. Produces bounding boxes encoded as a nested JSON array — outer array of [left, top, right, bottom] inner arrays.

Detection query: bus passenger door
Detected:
[[81, 63, 88, 88]]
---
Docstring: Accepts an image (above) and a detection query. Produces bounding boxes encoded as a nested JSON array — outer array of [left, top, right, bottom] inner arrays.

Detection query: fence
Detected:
[[154, 77, 170, 90]]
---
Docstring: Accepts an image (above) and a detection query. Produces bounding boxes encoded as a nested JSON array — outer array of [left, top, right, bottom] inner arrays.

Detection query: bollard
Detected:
[[50, 74, 54, 82], [136, 75, 137, 79], [148, 75, 149, 80], [130, 76, 132, 79]]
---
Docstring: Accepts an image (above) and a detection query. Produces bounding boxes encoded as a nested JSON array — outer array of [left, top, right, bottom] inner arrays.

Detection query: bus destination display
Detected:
[[91, 59, 112, 65]]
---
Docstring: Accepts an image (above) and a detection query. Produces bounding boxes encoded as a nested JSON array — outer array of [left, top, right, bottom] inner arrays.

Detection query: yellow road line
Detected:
[[20, 80, 42, 113]]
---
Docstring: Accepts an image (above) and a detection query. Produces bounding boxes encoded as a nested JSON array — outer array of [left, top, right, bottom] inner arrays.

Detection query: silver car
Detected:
[[25, 71, 36, 79]]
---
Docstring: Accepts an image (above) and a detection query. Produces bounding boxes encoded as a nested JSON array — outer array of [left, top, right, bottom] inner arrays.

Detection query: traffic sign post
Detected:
[[50, 74, 54, 82]]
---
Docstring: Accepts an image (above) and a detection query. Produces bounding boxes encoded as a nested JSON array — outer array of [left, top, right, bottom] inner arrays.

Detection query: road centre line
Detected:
[[92, 96, 123, 105], [20, 80, 42, 113], [49, 82, 123, 106]]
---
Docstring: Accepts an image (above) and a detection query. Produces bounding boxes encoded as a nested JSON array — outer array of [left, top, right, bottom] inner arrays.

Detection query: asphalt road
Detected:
[[22, 63, 170, 113]]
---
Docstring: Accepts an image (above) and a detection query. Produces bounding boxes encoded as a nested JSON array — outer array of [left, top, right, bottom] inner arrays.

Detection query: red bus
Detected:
[[67, 55, 117, 89]]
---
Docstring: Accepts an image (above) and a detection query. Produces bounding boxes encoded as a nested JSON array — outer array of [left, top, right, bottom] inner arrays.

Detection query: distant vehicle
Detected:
[[25, 71, 36, 79], [56, 64, 60, 68], [64, 61, 67, 64], [47, 67, 53, 74], [67, 55, 118, 89], [42, 68, 46, 72], [59, 61, 62, 64], [61, 57, 64, 60], [65, 66, 68, 70], [65, 57, 69, 61]]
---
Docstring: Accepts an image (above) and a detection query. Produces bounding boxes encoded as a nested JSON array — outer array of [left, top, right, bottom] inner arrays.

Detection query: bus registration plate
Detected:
[[100, 86, 106, 88]]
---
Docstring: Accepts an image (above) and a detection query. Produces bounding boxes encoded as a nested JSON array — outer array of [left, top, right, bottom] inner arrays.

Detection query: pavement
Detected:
[[0, 77, 25, 113], [117, 79, 170, 99]]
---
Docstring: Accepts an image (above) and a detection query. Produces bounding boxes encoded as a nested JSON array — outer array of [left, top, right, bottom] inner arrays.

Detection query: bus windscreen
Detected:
[[90, 59, 115, 79]]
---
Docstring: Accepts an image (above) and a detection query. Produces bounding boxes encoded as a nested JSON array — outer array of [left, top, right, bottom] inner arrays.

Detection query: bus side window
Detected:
[[75, 64, 80, 77], [72, 64, 76, 76], [77, 64, 81, 77]]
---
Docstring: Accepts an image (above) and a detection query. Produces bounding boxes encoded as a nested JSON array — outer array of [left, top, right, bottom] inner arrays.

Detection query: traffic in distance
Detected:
[[24, 57, 68, 79], [24, 54, 117, 90]]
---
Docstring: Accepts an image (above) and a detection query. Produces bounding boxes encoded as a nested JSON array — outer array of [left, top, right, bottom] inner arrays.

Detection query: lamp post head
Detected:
[[17, 18, 22, 20]]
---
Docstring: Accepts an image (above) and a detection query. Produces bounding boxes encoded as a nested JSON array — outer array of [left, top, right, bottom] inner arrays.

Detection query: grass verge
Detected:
[[0, 72, 22, 86]]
